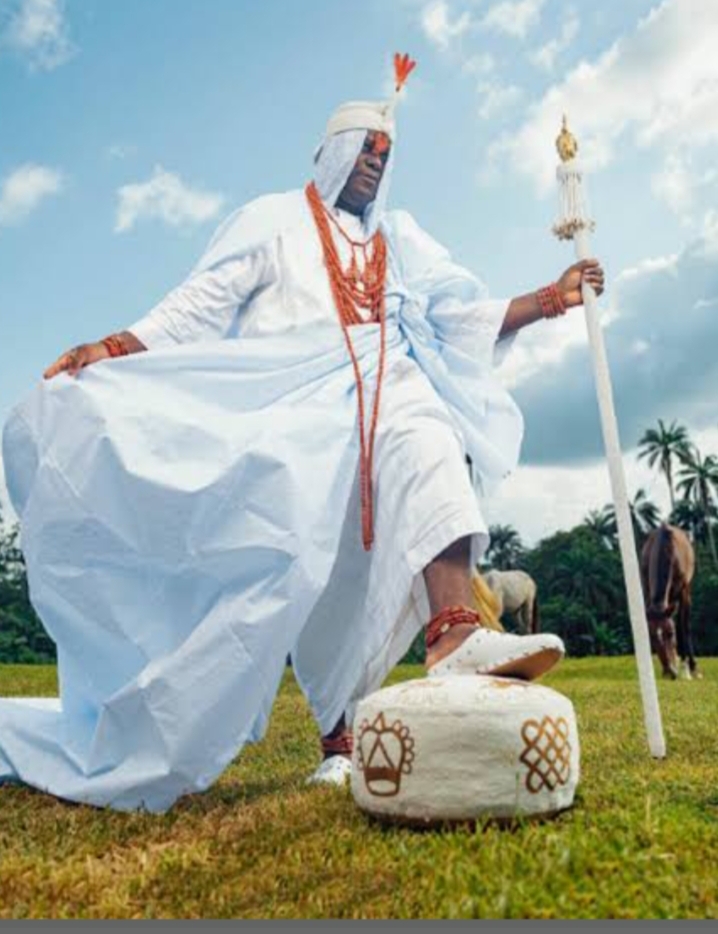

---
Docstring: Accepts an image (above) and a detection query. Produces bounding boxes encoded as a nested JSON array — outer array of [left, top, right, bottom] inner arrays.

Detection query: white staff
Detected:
[[552, 116, 666, 759]]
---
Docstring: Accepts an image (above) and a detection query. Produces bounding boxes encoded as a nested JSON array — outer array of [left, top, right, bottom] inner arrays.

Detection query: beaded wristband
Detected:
[[321, 731, 354, 756], [101, 334, 129, 358], [537, 283, 567, 319], [425, 605, 482, 650]]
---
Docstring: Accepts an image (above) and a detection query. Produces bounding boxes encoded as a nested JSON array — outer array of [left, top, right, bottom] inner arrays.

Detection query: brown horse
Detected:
[[639, 523, 698, 680]]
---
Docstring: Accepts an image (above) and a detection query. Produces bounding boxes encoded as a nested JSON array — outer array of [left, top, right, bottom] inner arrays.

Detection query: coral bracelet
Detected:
[[100, 335, 129, 358], [537, 283, 567, 319]]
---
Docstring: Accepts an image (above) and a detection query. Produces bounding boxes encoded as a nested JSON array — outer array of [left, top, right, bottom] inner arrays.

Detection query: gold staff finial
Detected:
[[556, 114, 578, 163]]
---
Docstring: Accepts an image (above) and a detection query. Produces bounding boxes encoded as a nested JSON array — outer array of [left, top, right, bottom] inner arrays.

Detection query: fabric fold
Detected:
[[1, 194, 524, 812]]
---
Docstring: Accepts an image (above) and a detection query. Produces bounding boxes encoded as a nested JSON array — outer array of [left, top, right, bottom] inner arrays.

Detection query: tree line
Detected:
[[480, 419, 718, 658], [0, 517, 55, 664], [1, 419, 717, 665]]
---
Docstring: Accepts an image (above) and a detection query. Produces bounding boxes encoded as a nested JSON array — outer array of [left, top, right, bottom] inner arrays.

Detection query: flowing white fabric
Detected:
[[0, 189, 523, 812]]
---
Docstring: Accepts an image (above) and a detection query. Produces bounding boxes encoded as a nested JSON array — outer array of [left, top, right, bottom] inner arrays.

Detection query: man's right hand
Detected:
[[43, 341, 110, 380]]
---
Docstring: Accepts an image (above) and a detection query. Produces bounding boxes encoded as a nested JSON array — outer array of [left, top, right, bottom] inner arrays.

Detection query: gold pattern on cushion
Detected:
[[520, 716, 572, 793], [357, 713, 415, 797]]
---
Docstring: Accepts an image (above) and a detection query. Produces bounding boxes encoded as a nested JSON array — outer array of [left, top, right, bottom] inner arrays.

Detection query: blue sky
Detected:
[[1, 0, 717, 543]]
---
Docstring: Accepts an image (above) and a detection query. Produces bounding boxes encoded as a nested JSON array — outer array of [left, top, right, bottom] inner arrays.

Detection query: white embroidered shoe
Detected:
[[427, 628, 565, 681], [306, 755, 352, 787]]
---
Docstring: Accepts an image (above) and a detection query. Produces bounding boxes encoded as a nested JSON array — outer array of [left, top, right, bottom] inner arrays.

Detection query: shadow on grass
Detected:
[[357, 798, 581, 836]]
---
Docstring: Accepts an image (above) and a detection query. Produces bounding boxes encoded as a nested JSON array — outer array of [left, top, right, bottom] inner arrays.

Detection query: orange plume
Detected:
[[394, 52, 417, 93]]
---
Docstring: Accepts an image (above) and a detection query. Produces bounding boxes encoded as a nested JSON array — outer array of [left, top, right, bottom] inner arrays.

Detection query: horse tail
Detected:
[[471, 572, 504, 632], [648, 523, 674, 618], [531, 593, 540, 634]]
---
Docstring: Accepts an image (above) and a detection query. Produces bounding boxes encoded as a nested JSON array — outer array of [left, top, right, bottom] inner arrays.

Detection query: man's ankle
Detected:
[[425, 621, 479, 669], [321, 722, 353, 761]]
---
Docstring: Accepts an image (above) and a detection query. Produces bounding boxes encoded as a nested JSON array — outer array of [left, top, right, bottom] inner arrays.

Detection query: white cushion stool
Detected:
[[351, 676, 580, 825]]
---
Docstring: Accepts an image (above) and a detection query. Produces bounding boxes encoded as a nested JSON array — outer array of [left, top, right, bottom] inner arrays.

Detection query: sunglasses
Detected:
[[367, 132, 391, 157]]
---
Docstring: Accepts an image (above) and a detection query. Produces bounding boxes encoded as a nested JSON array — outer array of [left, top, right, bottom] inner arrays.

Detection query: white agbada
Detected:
[[0, 131, 524, 812]]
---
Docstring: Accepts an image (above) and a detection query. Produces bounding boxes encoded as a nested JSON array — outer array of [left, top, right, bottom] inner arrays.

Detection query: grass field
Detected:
[[1, 658, 717, 919]]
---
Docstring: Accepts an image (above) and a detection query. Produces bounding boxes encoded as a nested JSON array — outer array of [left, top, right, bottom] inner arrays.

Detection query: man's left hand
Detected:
[[557, 259, 605, 309]]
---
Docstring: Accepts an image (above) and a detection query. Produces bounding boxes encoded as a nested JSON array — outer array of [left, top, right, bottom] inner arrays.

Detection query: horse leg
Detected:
[[516, 601, 530, 635], [680, 588, 701, 680], [675, 603, 692, 681], [530, 594, 540, 634], [654, 618, 679, 679]]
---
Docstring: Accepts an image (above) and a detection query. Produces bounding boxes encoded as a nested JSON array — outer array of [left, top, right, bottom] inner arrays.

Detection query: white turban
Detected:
[[323, 100, 396, 141]]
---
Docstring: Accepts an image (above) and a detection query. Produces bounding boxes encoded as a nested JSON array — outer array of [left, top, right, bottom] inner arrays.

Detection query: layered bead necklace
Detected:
[[305, 180, 388, 551]]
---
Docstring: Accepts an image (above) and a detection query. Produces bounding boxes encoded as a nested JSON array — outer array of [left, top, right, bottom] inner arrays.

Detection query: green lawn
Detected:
[[1, 658, 717, 919]]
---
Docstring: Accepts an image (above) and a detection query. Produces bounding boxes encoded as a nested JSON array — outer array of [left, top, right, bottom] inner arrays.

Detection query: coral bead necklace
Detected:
[[305, 181, 388, 551]]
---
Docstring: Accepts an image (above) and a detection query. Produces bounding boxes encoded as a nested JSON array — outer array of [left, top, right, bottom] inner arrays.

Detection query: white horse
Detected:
[[482, 569, 540, 634]]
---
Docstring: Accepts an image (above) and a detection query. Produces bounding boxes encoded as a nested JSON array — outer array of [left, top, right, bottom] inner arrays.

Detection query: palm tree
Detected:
[[637, 420, 691, 512], [583, 507, 617, 550], [628, 487, 661, 540], [676, 447, 718, 568], [669, 498, 715, 544], [485, 524, 524, 570], [600, 489, 661, 549]]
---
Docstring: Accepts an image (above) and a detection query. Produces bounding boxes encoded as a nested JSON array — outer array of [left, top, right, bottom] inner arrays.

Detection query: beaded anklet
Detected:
[[425, 605, 482, 650], [321, 731, 354, 758]]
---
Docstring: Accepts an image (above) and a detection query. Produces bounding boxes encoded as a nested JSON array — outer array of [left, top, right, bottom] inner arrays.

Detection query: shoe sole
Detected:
[[480, 646, 563, 681], [429, 645, 563, 682]]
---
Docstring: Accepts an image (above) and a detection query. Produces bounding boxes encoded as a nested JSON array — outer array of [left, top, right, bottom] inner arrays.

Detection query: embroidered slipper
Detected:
[[306, 755, 352, 787], [427, 628, 565, 681]]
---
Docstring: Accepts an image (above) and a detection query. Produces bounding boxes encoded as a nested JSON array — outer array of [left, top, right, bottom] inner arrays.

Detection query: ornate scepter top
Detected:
[[552, 114, 595, 241], [556, 115, 578, 163]]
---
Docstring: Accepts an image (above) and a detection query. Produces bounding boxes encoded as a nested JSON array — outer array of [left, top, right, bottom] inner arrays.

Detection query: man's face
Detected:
[[336, 130, 392, 214]]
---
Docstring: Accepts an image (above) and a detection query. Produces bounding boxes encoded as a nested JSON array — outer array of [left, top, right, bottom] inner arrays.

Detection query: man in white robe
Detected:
[[0, 94, 604, 807]]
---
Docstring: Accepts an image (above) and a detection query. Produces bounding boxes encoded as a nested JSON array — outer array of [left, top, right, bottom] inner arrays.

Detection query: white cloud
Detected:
[[3, 0, 75, 71], [482, 459, 654, 547], [477, 80, 524, 120], [480, 0, 545, 39], [462, 53, 496, 76], [505, 219, 718, 472], [106, 143, 138, 162], [700, 208, 718, 251], [484, 0, 718, 194], [497, 307, 587, 391], [484, 427, 718, 546], [492, 254, 648, 389], [616, 252, 680, 283], [630, 338, 651, 357], [0, 163, 63, 226], [651, 153, 694, 218], [420, 0, 472, 50], [114, 167, 225, 233], [530, 10, 579, 71], [651, 152, 718, 222]]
